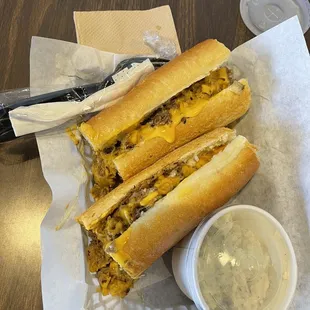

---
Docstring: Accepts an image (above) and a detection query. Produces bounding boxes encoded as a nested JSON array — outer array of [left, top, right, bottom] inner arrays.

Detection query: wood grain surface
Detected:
[[0, 1, 309, 309]]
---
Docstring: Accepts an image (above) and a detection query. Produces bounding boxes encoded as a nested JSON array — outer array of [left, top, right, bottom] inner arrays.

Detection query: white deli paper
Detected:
[[37, 17, 310, 310], [29, 36, 134, 96]]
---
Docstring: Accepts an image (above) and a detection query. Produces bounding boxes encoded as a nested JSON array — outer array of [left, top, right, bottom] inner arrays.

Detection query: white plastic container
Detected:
[[172, 205, 297, 310], [240, 0, 310, 35]]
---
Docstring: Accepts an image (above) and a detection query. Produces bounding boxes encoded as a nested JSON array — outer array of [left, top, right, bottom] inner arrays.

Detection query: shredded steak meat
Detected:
[[87, 239, 112, 273], [147, 108, 172, 127]]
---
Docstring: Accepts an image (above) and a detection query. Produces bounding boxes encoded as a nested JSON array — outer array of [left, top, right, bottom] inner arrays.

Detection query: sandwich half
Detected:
[[79, 39, 251, 200], [77, 127, 259, 297]]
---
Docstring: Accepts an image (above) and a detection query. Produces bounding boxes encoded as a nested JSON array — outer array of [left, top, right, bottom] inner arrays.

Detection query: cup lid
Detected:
[[240, 0, 310, 35]]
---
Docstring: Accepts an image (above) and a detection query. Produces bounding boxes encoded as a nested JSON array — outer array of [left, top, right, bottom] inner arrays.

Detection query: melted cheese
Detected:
[[182, 165, 197, 177], [128, 130, 139, 144], [136, 67, 231, 144], [140, 124, 176, 143], [118, 206, 134, 225], [140, 191, 159, 207], [155, 175, 181, 195], [139, 98, 210, 144]]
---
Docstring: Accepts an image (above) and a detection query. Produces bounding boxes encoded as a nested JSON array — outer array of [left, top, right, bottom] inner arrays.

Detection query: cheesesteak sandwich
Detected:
[[77, 127, 259, 297], [79, 40, 251, 200]]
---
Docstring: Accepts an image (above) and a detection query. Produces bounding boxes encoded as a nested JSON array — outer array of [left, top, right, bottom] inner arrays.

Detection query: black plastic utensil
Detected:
[[0, 57, 168, 143]]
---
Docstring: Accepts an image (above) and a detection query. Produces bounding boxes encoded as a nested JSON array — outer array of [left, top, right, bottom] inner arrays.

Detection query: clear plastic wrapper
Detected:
[[0, 88, 31, 107], [143, 30, 178, 59]]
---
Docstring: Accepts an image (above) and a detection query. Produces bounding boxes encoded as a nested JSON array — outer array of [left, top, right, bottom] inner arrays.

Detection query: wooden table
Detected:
[[0, 1, 309, 309]]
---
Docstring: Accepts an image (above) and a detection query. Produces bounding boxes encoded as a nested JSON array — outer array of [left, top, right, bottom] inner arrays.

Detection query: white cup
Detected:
[[172, 205, 297, 310]]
